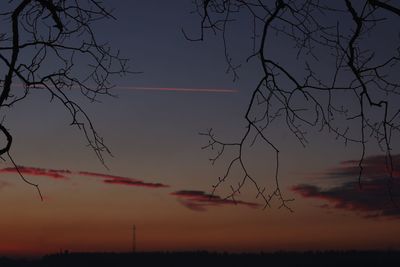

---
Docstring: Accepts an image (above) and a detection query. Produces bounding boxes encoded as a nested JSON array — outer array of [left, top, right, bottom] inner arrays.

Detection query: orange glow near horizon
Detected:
[[1, 170, 400, 257]]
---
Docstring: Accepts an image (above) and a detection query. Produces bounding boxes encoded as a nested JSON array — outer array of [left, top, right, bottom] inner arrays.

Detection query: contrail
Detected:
[[11, 83, 239, 93], [115, 86, 239, 93]]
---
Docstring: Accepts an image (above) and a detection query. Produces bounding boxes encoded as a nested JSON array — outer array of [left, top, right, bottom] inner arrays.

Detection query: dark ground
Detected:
[[1, 251, 399, 267]]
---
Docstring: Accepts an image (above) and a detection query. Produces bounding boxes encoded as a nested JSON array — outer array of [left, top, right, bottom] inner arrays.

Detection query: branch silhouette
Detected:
[[0, 0, 129, 196], [188, 0, 400, 209]]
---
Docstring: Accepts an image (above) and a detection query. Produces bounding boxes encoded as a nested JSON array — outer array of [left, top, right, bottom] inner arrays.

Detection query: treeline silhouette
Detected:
[[1, 251, 400, 267]]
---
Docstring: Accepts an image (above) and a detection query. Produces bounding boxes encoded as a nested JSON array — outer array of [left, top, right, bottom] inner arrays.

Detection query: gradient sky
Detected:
[[0, 0, 399, 256]]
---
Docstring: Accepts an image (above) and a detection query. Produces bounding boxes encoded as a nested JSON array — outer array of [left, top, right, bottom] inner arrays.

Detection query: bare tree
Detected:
[[186, 0, 400, 209], [0, 0, 128, 198]]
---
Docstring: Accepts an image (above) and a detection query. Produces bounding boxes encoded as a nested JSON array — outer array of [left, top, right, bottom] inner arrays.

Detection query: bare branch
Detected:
[[0, 0, 129, 194], [192, 0, 400, 209]]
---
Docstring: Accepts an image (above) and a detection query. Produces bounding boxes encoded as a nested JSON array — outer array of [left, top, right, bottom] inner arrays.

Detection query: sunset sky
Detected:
[[0, 1, 399, 256]]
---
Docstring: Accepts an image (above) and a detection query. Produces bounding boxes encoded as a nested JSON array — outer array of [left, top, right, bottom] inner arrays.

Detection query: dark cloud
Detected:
[[324, 154, 400, 180], [0, 166, 70, 179], [292, 154, 400, 219], [78, 171, 169, 188], [102, 178, 168, 188], [171, 190, 261, 212]]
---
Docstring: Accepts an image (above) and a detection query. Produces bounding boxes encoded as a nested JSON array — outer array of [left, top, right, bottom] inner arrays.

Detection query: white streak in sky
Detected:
[[12, 83, 239, 93], [116, 86, 239, 93]]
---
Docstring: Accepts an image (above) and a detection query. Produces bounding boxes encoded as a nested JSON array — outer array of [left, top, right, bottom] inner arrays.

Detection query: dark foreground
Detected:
[[1, 251, 399, 267]]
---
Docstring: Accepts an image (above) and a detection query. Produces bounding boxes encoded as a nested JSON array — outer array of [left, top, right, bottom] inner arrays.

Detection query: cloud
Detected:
[[0, 166, 70, 179], [292, 154, 400, 219], [0, 166, 169, 189], [320, 154, 400, 180], [171, 190, 261, 212], [78, 171, 169, 188]]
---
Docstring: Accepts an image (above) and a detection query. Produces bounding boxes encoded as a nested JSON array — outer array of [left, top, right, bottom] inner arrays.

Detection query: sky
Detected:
[[0, 0, 399, 256]]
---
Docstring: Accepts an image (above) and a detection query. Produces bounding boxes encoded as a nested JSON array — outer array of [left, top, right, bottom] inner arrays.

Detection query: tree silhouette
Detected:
[[186, 0, 400, 209], [0, 0, 128, 197]]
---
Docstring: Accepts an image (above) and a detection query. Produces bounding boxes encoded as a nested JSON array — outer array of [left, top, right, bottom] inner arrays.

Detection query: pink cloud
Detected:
[[0, 166, 169, 189], [0, 166, 70, 179]]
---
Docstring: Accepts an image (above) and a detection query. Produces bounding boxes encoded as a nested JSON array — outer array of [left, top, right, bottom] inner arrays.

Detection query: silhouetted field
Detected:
[[1, 251, 399, 267]]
